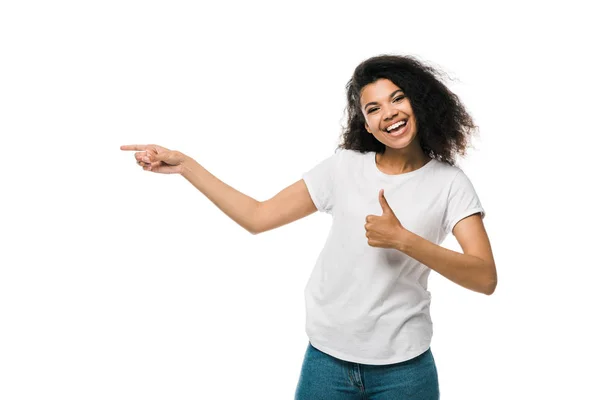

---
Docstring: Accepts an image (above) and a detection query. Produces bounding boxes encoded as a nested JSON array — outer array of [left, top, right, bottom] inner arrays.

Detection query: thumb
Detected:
[[379, 189, 393, 214]]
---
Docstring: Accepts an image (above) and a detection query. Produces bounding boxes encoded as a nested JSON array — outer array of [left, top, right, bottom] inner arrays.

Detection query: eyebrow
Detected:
[[363, 89, 404, 110]]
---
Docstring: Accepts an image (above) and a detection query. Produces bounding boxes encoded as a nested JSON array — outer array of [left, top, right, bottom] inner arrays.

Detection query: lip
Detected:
[[385, 119, 409, 137]]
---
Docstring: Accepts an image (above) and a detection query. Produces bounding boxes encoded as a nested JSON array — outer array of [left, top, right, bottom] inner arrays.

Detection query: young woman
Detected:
[[121, 54, 497, 400]]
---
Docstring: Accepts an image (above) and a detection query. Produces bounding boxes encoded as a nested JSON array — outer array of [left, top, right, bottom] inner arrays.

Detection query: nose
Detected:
[[382, 104, 398, 121]]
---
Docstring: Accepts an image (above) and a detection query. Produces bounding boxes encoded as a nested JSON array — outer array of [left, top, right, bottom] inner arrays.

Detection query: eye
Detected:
[[367, 107, 379, 114], [393, 96, 405, 102]]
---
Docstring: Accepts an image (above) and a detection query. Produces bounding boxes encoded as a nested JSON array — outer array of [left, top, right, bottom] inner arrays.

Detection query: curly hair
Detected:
[[337, 54, 479, 166]]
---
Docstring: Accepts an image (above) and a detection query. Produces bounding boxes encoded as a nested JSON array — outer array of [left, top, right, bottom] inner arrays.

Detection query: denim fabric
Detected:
[[295, 342, 440, 400]]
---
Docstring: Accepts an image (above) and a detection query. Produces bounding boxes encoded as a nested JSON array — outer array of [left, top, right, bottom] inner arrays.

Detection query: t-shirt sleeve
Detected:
[[301, 149, 341, 214], [443, 169, 486, 235]]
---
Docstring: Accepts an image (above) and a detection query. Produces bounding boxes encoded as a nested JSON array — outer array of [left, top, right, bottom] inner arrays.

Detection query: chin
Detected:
[[381, 132, 416, 148]]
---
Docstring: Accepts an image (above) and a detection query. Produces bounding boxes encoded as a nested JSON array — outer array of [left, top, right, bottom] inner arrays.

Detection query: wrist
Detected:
[[395, 228, 414, 253], [179, 153, 195, 177]]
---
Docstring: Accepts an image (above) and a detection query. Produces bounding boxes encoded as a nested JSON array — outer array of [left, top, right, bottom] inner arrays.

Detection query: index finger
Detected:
[[120, 145, 148, 151]]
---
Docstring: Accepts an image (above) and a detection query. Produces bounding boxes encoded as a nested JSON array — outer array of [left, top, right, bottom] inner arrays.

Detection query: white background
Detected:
[[1, 1, 598, 399]]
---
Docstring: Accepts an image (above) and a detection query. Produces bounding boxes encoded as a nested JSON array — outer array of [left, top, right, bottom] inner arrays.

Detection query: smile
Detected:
[[385, 119, 409, 137]]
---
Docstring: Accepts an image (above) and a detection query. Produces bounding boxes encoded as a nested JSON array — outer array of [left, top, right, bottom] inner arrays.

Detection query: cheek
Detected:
[[366, 116, 379, 131]]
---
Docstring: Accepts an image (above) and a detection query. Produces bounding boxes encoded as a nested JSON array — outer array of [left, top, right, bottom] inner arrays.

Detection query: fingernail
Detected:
[[142, 156, 150, 162]]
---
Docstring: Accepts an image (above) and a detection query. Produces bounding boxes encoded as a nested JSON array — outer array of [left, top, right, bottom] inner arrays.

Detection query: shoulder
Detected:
[[335, 148, 371, 162], [303, 148, 360, 176], [323, 148, 369, 168], [334, 147, 363, 156], [426, 158, 464, 181]]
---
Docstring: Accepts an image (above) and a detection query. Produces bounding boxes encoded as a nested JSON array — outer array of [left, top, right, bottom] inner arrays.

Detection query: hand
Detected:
[[364, 189, 406, 249], [120, 144, 187, 174]]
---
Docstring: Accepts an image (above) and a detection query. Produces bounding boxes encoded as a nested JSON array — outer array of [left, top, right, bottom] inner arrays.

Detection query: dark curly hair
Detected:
[[337, 54, 479, 166]]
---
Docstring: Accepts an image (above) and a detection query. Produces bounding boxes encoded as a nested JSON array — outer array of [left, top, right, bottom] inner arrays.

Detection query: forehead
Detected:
[[360, 78, 403, 104]]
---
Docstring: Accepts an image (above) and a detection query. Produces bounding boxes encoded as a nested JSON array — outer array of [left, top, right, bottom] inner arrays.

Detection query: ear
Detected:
[[364, 122, 372, 134]]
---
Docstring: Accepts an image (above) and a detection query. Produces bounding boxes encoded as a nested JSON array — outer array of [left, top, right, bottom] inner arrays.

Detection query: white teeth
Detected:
[[386, 120, 407, 132]]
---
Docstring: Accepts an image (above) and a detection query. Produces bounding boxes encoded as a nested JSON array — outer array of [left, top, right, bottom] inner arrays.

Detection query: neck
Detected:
[[376, 146, 430, 174]]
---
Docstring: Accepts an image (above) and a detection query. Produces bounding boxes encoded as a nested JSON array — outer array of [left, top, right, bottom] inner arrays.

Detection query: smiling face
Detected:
[[360, 78, 420, 151]]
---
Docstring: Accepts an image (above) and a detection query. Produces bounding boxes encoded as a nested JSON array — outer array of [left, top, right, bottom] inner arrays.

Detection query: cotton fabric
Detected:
[[301, 149, 485, 365]]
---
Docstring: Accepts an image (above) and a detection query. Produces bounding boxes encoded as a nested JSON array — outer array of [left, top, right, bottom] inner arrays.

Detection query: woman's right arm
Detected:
[[180, 156, 317, 235]]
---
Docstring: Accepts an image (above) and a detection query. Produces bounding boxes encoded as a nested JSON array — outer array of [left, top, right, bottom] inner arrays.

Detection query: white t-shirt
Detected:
[[301, 148, 485, 365]]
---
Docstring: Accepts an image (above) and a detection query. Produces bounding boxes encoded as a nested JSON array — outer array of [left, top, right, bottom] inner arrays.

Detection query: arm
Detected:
[[180, 156, 317, 235], [179, 156, 261, 234], [397, 213, 497, 295], [253, 178, 317, 234]]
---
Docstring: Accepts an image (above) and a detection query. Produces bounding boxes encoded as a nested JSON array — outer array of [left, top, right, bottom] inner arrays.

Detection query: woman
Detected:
[[121, 54, 497, 399]]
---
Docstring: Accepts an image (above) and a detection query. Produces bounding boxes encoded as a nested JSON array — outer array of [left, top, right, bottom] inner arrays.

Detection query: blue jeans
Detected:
[[295, 342, 440, 400]]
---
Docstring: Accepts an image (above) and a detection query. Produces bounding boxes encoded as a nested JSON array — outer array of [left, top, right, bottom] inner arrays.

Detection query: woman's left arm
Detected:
[[398, 213, 497, 295], [366, 190, 497, 295]]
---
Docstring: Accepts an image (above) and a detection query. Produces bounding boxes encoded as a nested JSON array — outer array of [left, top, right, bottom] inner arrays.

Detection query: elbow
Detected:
[[249, 221, 263, 235], [249, 202, 263, 236], [483, 274, 498, 295], [482, 262, 497, 295], [249, 223, 263, 235], [248, 224, 261, 235], [483, 280, 497, 295]]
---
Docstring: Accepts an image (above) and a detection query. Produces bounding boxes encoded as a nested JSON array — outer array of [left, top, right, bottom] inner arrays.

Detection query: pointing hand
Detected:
[[120, 144, 187, 174]]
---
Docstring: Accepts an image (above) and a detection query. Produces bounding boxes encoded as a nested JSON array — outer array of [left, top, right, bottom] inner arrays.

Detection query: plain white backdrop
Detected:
[[1, 1, 598, 399]]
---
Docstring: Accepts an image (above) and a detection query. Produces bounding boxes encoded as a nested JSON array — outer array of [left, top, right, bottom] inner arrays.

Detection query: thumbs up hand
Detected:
[[364, 189, 407, 250]]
